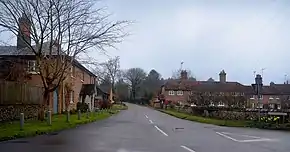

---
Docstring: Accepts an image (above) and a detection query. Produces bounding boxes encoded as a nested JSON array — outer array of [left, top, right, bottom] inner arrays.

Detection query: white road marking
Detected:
[[180, 145, 196, 152], [221, 132, 261, 139], [154, 125, 168, 136], [144, 114, 148, 119], [239, 138, 274, 143], [149, 120, 153, 124], [216, 132, 277, 143], [216, 132, 239, 142]]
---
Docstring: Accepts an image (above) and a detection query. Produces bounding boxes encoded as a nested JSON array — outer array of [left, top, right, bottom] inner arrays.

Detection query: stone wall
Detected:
[[0, 104, 40, 122]]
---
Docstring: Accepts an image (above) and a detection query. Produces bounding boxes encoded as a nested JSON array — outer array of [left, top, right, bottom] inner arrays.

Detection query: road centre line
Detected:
[[154, 125, 168, 136], [180, 145, 196, 152], [149, 120, 153, 124], [144, 114, 148, 119]]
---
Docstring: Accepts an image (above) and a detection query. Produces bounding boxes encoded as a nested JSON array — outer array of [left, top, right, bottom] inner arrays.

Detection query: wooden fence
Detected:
[[0, 81, 43, 105]]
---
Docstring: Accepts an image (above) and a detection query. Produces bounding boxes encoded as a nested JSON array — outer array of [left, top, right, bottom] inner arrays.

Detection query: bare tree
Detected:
[[0, 0, 130, 119], [94, 56, 120, 92], [123, 68, 146, 100]]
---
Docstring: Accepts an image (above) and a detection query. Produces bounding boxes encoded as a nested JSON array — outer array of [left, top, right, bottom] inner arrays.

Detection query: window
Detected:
[[240, 92, 244, 96], [177, 90, 183, 96], [269, 104, 275, 109], [277, 104, 281, 110], [81, 72, 85, 82], [218, 102, 225, 107], [168, 91, 175, 95], [269, 96, 274, 100], [70, 66, 75, 77], [258, 95, 263, 99], [250, 95, 255, 99], [27, 60, 39, 73], [70, 91, 74, 103]]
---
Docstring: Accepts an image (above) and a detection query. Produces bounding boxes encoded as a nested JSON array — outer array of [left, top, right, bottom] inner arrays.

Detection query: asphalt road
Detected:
[[1, 103, 290, 152]]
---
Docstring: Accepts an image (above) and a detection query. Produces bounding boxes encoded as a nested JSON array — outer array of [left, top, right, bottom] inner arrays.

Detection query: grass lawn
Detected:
[[159, 109, 249, 127], [0, 109, 121, 142]]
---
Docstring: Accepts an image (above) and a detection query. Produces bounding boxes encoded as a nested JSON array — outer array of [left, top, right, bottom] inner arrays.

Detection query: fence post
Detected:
[[86, 109, 89, 118], [47, 111, 52, 125], [78, 110, 81, 120], [66, 111, 70, 122], [20, 113, 24, 130]]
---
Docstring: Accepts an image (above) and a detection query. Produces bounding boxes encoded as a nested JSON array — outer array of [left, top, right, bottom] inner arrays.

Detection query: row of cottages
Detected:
[[159, 70, 290, 110], [0, 14, 109, 113]]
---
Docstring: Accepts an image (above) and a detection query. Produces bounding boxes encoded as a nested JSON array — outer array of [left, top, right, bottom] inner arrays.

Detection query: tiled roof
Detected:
[[270, 84, 290, 95], [0, 42, 63, 56], [163, 79, 290, 95], [163, 79, 245, 92]]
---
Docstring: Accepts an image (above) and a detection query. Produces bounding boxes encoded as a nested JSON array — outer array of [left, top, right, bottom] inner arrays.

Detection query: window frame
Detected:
[[27, 60, 39, 73], [168, 90, 175, 96], [177, 90, 183, 96]]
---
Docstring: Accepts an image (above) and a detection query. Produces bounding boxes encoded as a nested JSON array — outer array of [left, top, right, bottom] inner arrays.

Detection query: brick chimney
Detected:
[[17, 13, 31, 49], [219, 70, 226, 83], [180, 70, 188, 80]]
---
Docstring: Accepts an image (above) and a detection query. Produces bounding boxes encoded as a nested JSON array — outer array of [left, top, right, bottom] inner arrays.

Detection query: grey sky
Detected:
[[1, 0, 290, 85], [95, 0, 290, 85]]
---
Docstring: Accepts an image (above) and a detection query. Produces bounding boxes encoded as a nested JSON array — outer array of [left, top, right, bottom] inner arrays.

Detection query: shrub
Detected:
[[77, 102, 89, 113]]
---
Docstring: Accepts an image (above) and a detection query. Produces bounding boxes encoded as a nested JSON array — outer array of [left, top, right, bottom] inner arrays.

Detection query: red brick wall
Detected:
[[161, 87, 191, 104]]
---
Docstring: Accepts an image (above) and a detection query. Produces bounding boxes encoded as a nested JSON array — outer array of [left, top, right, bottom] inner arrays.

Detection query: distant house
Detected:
[[0, 14, 97, 114], [159, 70, 290, 110]]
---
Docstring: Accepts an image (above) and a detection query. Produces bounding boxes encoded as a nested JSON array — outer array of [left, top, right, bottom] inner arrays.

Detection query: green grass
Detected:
[[159, 109, 249, 127], [112, 104, 128, 110], [0, 109, 121, 142]]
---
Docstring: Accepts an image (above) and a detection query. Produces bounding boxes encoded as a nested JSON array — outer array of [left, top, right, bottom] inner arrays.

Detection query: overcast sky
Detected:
[[95, 0, 290, 85], [1, 0, 290, 85]]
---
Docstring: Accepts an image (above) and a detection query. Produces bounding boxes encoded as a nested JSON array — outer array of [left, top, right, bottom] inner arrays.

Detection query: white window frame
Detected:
[[168, 90, 175, 96], [250, 95, 255, 99], [269, 96, 274, 100], [27, 60, 39, 74], [177, 90, 183, 96], [218, 101, 225, 107]]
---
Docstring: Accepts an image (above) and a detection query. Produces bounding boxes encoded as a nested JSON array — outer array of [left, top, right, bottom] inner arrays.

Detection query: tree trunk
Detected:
[[38, 90, 50, 121]]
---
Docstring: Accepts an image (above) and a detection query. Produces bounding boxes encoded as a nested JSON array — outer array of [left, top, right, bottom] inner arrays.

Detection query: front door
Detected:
[[53, 88, 58, 114]]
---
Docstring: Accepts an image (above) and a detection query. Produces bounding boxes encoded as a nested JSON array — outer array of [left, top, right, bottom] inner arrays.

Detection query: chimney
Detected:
[[180, 70, 188, 80], [17, 13, 31, 49], [219, 70, 226, 83]]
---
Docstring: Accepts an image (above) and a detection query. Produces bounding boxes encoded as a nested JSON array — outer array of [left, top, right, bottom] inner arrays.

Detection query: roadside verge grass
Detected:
[[0, 109, 122, 142], [159, 109, 249, 127]]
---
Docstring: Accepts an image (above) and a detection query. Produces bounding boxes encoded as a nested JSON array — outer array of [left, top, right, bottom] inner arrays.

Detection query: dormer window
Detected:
[[177, 91, 183, 96]]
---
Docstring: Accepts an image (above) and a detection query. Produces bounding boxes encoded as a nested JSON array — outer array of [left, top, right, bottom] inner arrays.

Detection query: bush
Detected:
[[77, 102, 89, 113]]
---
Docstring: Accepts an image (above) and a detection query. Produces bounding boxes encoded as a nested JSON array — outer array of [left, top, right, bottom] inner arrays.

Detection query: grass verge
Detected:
[[0, 109, 121, 142], [112, 103, 128, 110], [159, 109, 249, 127]]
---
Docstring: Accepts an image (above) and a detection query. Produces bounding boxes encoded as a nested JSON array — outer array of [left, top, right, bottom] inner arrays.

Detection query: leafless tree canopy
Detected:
[[94, 56, 120, 90], [123, 68, 147, 100], [0, 0, 129, 96]]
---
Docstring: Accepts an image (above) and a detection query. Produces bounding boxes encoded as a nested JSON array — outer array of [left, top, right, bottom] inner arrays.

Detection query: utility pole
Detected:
[[255, 74, 263, 122], [261, 68, 266, 80], [180, 62, 184, 71]]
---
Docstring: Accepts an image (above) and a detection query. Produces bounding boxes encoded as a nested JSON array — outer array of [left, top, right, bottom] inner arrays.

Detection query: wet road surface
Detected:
[[1, 103, 290, 152]]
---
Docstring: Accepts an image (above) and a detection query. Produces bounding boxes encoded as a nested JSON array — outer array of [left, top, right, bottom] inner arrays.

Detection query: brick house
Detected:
[[0, 15, 97, 114], [159, 70, 290, 110]]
